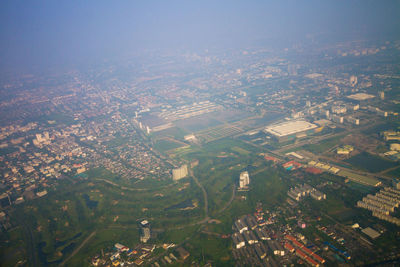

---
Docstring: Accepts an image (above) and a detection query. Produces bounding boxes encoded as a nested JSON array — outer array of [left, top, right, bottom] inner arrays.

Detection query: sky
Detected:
[[1, 0, 400, 73]]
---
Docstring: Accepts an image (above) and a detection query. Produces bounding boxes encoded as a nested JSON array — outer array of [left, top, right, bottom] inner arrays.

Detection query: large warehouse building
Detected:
[[265, 120, 318, 142]]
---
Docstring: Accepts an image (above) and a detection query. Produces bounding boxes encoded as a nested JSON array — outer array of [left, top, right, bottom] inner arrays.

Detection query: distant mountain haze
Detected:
[[1, 0, 399, 72]]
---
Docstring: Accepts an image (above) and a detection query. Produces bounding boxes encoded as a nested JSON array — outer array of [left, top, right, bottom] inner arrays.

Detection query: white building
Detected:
[[264, 120, 318, 142], [140, 220, 151, 243], [239, 171, 250, 189]]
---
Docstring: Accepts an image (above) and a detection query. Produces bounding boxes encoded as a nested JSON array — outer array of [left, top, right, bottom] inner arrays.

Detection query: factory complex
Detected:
[[264, 120, 318, 142]]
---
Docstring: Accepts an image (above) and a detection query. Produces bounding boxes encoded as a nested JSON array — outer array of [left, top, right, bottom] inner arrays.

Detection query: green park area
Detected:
[[345, 152, 397, 173], [154, 138, 187, 153], [301, 134, 345, 154], [1, 136, 286, 266], [4, 133, 397, 266], [2, 165, 205, 266], [150, 126, 188, 141]]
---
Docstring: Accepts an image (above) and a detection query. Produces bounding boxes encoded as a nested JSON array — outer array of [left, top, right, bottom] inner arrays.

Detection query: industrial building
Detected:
[[264, 120, 318, 142], [382, 131, 400, 141], [361, 227, 381, 239], [159, 101, 221, 121], [346, 93, 375, 101]]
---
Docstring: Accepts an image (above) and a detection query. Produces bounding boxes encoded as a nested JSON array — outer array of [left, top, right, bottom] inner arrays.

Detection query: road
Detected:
[[59, 231, 97, 266], [189, 168, 209, 220], [216, 184, 236, 215]]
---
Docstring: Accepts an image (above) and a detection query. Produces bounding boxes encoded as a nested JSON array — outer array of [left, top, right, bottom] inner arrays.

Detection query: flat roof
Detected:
[[362, 227, 380, 239], [347, 93, 375, 101], [265, 120, 317, 137]]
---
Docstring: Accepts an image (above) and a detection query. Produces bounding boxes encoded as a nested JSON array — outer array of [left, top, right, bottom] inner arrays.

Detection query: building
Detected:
[[140, 220, 151, 243], [36, 190, 48, 197], [264, 120, 318, 142], [347, 93, 375, 101], [362, 227, 381, 239], [239, 171, 250, 189], [172, 165, 188, 181], [288, 184, 326, 202], [383, 131, 400, 141], [298, 221, 306, 229], [176, 247, 190, 260], [332, 105, 347, 114], [232, 232, 246, 249], [255, 243, 267, 259], [350, 75, 358, 87], [234, 218, 248, 233], [346, 116, 360, 125], [336, 145, 354, 155], [368, 106, 388, 117], [330, 114, 344, 124], [393, 179, 400, 190], [184, 134, 197, 142]]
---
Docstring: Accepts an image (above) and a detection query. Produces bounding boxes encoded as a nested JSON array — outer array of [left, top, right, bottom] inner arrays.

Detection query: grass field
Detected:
[[150, 126, 188, 141], [385, 166, 400, 178], [154, 138, 187, 153], [301, 134, 344, 154], [338, 169, 381, 186], [345, 152, 397, 173], [4, 167, 206, 266]]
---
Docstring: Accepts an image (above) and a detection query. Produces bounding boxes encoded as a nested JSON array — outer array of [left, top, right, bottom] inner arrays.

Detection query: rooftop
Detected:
[[265, 120, 317, 137], [346, 93, 375, 101], [362, 227, 381, 239]]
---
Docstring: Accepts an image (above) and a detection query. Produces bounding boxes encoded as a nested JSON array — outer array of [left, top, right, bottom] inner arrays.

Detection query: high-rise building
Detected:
[[140, 220, 151, 243], [350, 75, 358, 87], [35, 133, 44, 143], [379, 91, 385, 100], [239, 171, 250, 189], [43, 131, 50, 140]]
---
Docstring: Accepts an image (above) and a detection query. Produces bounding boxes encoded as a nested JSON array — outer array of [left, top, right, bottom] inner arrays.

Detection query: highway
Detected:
[[59, 231, 97, 266]]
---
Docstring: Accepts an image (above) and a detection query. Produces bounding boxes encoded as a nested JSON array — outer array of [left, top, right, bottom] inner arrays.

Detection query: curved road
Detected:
[[188, 168, 209, 220], [217, 184, 236, 215]]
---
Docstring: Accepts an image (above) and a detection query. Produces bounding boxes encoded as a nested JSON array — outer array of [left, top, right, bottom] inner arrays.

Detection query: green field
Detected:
[[386, 166, 400, 178], [150, 126, 188, 141], [154, 139, 186, 153], [345, 152, 397, 173], [301, 134, 344, 154], [2, 136, 267, 266], [338, 169, 381, 186], [2, 167, 205, 266], [7, 134, 381, 266]]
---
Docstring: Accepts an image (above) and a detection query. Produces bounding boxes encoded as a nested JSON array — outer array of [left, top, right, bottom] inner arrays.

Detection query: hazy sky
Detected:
[[1, 0, 399, 72]]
